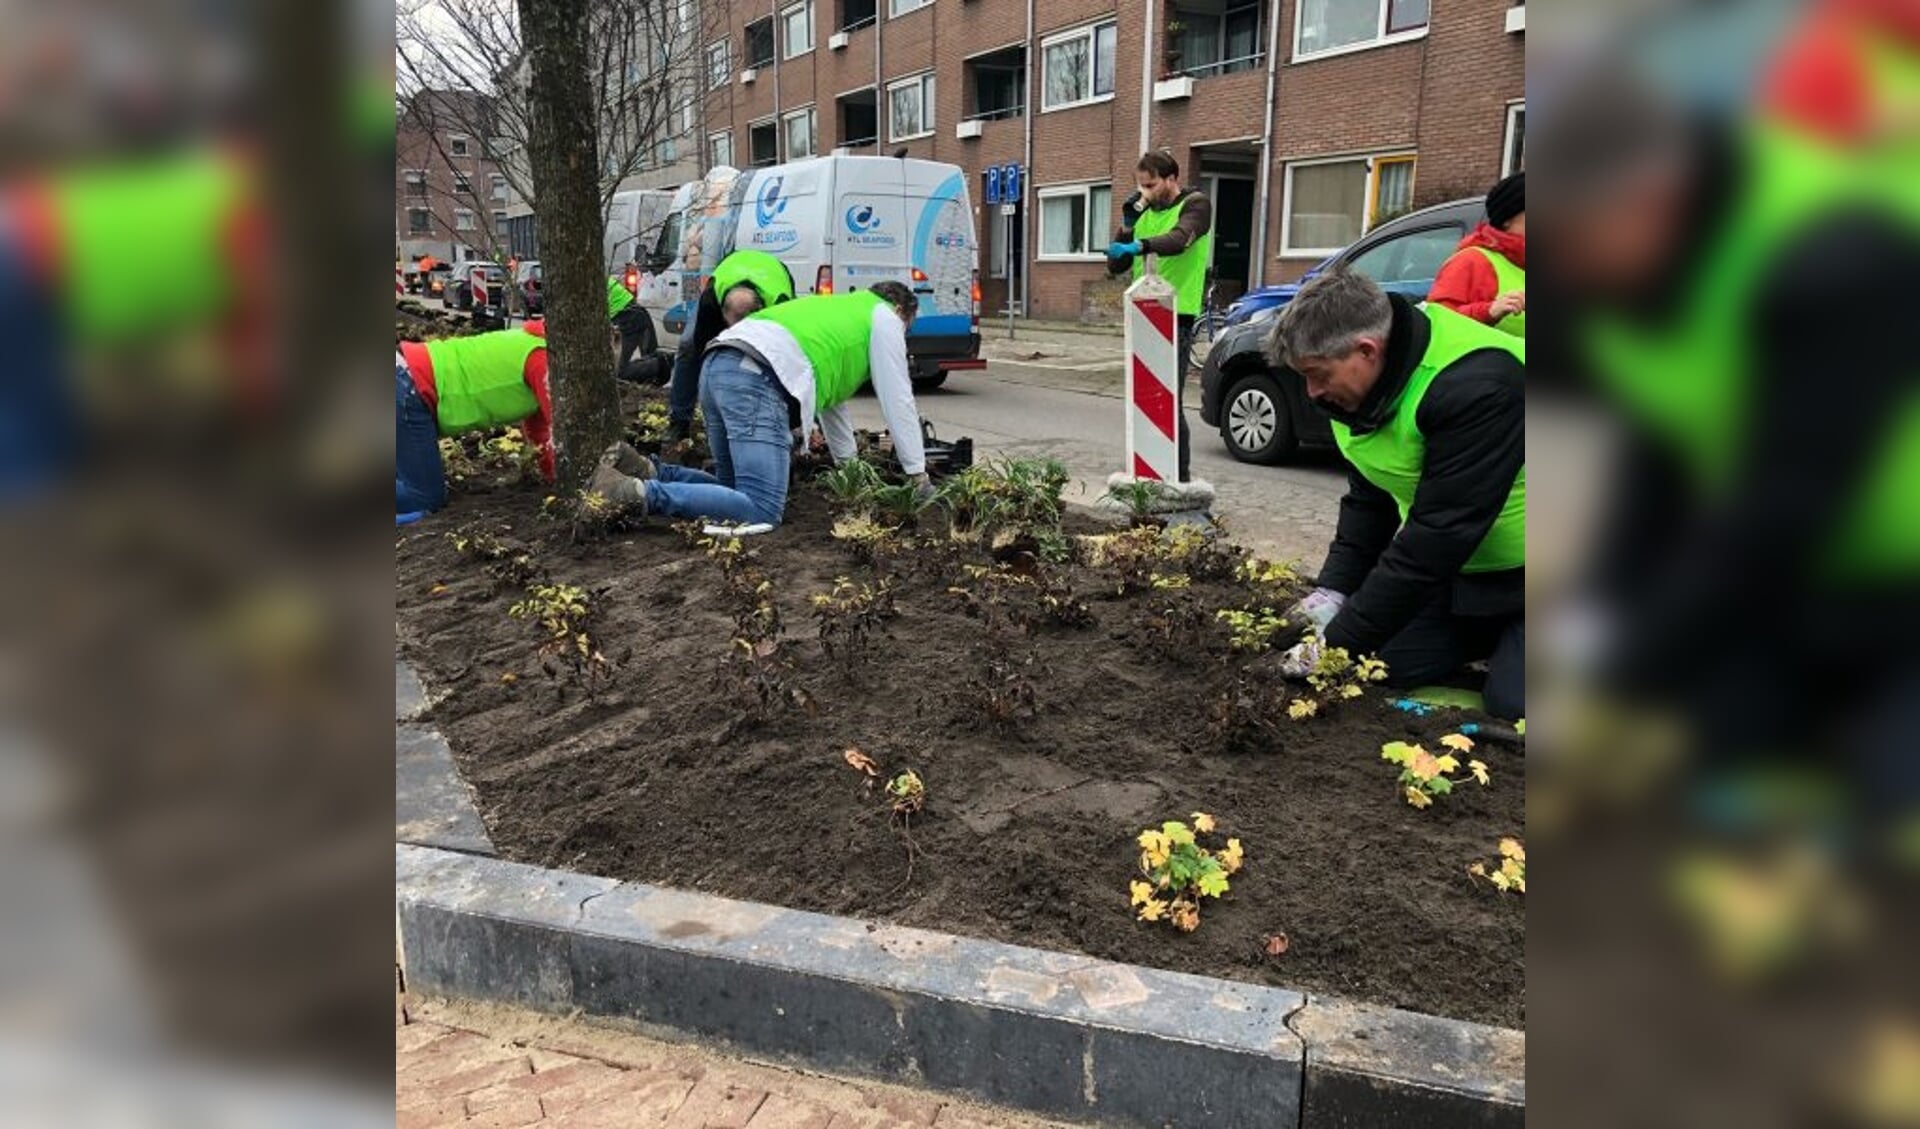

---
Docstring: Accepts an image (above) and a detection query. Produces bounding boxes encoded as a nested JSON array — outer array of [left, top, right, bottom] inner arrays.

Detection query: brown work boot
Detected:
[[586, 462, 649, 512], [599, 440, 656, 479]]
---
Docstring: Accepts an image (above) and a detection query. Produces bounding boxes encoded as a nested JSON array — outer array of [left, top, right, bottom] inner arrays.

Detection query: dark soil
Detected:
[[395, 459, 1526, 1028]]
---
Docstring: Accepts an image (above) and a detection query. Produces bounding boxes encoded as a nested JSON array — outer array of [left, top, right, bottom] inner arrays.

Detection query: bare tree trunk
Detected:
[[518, 0, 620, 491]]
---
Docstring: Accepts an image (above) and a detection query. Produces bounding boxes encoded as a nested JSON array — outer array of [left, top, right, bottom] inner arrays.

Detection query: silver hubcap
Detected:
[[1228, 388, 1277, 452]]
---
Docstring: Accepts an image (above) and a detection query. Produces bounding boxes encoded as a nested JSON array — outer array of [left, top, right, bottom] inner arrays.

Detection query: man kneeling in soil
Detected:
[[589, 281, 929, 530], [1269, 267, 1525, 719], [396, 322, 554, 516]]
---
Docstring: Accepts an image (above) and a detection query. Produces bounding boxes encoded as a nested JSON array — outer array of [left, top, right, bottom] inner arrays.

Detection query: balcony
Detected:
[[1165, 1, 1265, 81], [963, 46, 1026, 132]]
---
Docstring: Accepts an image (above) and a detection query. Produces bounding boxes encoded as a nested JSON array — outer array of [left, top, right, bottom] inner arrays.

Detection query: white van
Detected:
[[634, 156, 983, 389], [604, 188, 677, 277]]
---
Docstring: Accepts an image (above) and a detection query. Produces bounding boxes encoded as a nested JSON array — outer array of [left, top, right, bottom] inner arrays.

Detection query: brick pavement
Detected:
[[397, 990, 1072, 1129]]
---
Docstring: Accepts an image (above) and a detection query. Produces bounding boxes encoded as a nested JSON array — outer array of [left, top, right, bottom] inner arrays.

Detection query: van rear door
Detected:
[[900, 164, 979, 356], [829, 158, 908, 298]]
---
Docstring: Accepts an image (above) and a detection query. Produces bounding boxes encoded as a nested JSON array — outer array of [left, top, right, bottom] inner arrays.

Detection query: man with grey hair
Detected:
[[1267, 266, 1526, 719]]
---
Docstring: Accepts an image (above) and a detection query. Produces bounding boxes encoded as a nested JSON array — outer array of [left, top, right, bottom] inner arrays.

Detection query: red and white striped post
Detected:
[[1124, 267, 1180, 483], [396, 262, 405, 297]]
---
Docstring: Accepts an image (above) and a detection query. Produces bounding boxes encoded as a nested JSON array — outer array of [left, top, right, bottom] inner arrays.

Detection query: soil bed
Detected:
[[395, 437, 1525, 1028]]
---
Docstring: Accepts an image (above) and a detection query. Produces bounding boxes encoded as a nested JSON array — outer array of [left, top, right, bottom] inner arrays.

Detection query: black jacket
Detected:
[[1317, 295, 1526, 655]]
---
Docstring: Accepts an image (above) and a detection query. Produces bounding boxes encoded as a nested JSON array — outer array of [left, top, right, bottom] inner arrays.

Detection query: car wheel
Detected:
[[912, 372, 948, 392], [1220, 371, 1296, 465]]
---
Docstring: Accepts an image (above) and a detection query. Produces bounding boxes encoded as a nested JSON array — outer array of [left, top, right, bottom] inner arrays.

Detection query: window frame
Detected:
[[1278, 151, 1418, 258], [406, 207, 432, 235], [1039, 20, 1118, 113], [453, 208, 477, 232], [745, 18, 776, 69], [886, 72, 936, 142], [707, 41, 731, 89], [782, 0, 815, 59], [1034, 181, 1114, 262], [1502, 101, 1525, 177], [403, 169, 428, 197], [452, 172, 473, 194], [1368, 154, 1417, 227], [491, 210, 509, 227], [449, 134, 471, 157], [783, 104, 818, 160], [490, 174, 508, 201], [748, 117, 780, 165], [889, 0, 930, 17], [709, 131, 735, 168], [1291, 0, 1429, 63]]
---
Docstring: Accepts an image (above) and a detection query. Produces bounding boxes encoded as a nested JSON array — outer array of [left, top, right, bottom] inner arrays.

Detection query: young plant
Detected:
[[1469, 838, 1527, 894], [935, 466, 1003, 541], [989, 457, 1071, 529], [1130, 575, 1215, 665], [1129, 813, 1245, 934], [869, 481, 936, 529], [1237, 557, 1299, 588], [1216, 607, 1289, 653], [1381, 733, 1492, 809], [886, 769, 926, 816], [1101, 480, 1166, 528], [811, 576, 898, 670], [508, 583, 614, 697], [819, 458, 885, 512], [1160, 522, 1243, 581]]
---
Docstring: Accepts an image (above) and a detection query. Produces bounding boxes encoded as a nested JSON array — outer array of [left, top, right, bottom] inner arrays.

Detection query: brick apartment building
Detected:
[[397, 90, 513, 265], [701, 0, 1524, 320]]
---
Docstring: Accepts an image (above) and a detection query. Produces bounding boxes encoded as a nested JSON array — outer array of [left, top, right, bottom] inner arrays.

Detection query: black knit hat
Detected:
[[1486, 171, 1524, 229]]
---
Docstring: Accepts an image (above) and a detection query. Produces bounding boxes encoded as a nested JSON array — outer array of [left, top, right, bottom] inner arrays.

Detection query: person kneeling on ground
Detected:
[[396, 322, 553, 515], [608, 274, 665, 383], [664, 249, 797, 441], [588, 281, 928, 530], [1269, 267, 1525, 719]]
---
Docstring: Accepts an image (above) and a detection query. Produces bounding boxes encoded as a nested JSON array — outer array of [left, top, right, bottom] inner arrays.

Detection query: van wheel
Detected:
[[912, 372, 948, 391]]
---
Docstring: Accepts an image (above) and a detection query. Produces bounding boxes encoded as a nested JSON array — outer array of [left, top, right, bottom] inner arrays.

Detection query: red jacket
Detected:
[[399, 320, 554, 481], [1428, 224, 1526, 327]]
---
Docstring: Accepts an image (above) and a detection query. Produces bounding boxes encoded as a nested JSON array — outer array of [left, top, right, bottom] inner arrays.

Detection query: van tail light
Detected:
[[971, 270, 982, 325], [625, 269, 639, 293], [815, 264, 832, 295], [910, 267, 928, 283]]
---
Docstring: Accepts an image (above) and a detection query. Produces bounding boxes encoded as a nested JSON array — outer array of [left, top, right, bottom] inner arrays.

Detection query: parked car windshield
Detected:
[[1345, 225, 1465, 285]]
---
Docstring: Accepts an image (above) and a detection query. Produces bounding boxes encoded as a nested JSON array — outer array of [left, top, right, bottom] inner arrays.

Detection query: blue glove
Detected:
[[1107, 241, 1143, 259]]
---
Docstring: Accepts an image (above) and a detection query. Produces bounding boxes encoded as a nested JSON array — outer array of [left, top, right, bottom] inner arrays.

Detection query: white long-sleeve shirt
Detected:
[[712, 303, 927, 475]]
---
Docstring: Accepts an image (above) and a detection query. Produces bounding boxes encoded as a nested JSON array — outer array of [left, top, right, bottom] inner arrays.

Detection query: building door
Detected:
[[1207, 176, 1256, 304]]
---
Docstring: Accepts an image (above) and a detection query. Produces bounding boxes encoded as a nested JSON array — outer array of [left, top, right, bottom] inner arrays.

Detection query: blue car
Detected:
[[1199, 197, 1485, 464]]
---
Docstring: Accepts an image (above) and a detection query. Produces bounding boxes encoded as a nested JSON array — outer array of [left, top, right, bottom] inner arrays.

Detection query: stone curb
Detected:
[[393, 668, 1522, 1128]]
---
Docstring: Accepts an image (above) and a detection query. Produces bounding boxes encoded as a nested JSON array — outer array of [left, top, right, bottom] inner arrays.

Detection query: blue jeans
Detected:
[[0, 220, 77, 497], [644, 349, 791, 526], [396, 361, 446, 514]]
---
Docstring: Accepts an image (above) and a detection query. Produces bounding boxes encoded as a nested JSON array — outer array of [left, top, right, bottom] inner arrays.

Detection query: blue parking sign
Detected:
[[985, 166, 1001, 205], [1003, 163, 1021, 204]]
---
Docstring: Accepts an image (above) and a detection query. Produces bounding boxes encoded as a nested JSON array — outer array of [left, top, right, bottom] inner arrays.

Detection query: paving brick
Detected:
[[549, 1073, 700, 1128], [395, 1096, 467, 1129], [747, 1094, 837, 1129], [396, 1021, 461, 1054], [418, 1055, 535, 1101], [665, 1077, 770, 1128], [465, 1095, 546, 1129]]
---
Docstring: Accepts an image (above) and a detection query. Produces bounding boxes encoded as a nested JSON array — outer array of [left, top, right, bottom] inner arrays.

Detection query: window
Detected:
[[1502, 102, 1525, 177], [1041, 22, 1117, 111], [890, 0, 929, 16], [750, 120, 779, 165], [660, 135, 678, 163], [841, 0, 877, 31], [404, 170, 427, 197], [453, 172, 472, 193], [888, 73, 935, 141], [1293, 0, 1428, 60], [676, 0, 693, 33], [449, 135, 470, 156], [1281, 154, 1417, 255], [1037, 183, 1113, 259], [407, 208, 431, 234], [710, 131, 734, 168], [1173, 1, 1265, 77], [707, 42, 730, 88], [1345, 225, 1460, 285], [454, 209, 477, 232], [783, 1, 814, 58], [492, 210, 509, 227], [838, 88, 879, 147], [491, 175, 508, 201], [966, 47, 1026, 120], [784, 106, 817, 159], [745, 19, 775, 68]]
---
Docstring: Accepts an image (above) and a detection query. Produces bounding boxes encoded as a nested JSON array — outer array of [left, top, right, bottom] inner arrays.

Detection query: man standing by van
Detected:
[[1107, 150, 1213, 482], [663, 249, 797, 442], [589, 282, 926, 530]]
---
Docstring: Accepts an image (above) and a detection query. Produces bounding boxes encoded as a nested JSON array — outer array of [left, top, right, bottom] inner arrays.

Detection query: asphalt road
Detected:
[[840, 360, 1347, 566]]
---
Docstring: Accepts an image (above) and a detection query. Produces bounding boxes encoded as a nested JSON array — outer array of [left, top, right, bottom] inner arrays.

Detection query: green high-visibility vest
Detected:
[[426, 329, 544, 435], [1131, 193, 1213, 317], [1475, 247, 1526, 337], [747, 291, 886, 409], [607, 276, 635, 318], [712, 249, 796, 305], [1586, 120, 1920, 581], [1331, 305, 1527, 574], [52, 152, 245, 341]]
